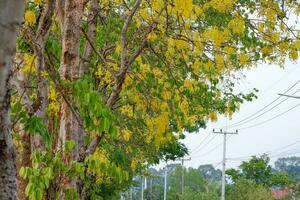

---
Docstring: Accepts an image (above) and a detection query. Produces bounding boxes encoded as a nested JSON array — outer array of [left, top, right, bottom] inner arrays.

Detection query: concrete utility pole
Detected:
[[181, 157, 191, 195], [141, 176, 144, 200], [164, 165, 167, 200], [213, 129, 238, 200], [150, 179, 153, 200]]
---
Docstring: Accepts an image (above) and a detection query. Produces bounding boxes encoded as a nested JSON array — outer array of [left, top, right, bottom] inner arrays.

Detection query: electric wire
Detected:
[[228, 88, 300, 129], [227, 139, 300, 161], [190, 134, 217, 156], [239, 102, 300, 130], [190, 131, 213, 153], [219, 80, 300, 129]]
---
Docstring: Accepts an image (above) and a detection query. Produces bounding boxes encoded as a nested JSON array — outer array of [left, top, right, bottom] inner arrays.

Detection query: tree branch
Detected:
[[80, 0, 99, 75], [80, 27, 116, 77]]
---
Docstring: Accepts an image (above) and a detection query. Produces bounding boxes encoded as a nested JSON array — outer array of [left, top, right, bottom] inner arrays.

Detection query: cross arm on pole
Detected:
[[213, 129, 238, 134], [278, 93, 300, 99]]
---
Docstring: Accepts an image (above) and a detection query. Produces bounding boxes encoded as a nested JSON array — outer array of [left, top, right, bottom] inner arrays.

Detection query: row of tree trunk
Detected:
[[0, 0, 88, 199]]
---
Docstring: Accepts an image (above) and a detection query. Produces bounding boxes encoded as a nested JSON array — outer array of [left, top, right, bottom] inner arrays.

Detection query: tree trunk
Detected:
[[0, 1, 25, 199], [16, 131, 31, 200], [31, 0, 56, 151], [57, 0, 84, 196]]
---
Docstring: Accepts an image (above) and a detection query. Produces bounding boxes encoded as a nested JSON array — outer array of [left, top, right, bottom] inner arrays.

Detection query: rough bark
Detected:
[[31, 0, 56, 152], [16, 130, 31, 200], [0, 1, 25, 199], [12, 55, 32, 200], [57, 0, 84, 196], [58, 0, 83, 159]]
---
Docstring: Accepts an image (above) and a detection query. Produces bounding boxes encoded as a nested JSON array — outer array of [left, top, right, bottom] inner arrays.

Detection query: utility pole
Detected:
[[180, 157, 191, 195], [150, 179, 153, 200], [141, 176, 144, 200], [213, 129, 238, 200], [164, 164, 167, 200], [130, 187, 133, 200]]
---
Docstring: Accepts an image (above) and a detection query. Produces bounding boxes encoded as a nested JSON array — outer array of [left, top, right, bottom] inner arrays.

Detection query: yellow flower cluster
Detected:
[[224, 46, 236, 55], [228, 15, 245, 35], [122, 129, 131, 142], [21, 53, 36, 74], [173, 0, 193, 18], [289, 50, 298, 60], [204, 27, 230, 48], [209, 112, 218, 122], [261, 46, 273, 55], [120, 105, 134, 117], [239, 52, 249, 65], [183, 79, 194, 91], [208, 0, 235, 13], [24, 10, 36, 26], [48, 86, 59, 115]]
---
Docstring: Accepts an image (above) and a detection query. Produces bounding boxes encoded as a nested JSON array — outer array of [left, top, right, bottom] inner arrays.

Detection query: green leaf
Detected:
[[19, 167, 27, 179], [35, 188, 43, 200], [25, 182, 34, 197], [65, 140, 76, 151], [102, 118, 110, 132]]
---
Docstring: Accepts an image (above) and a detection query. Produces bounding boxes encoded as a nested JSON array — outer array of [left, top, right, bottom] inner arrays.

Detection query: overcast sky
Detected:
[[184, 60, 300, 170], [156, 60, 300, 170]]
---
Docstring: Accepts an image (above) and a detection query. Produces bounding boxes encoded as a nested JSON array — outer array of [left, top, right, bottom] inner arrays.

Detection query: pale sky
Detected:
[[184, 60, 300, 170]]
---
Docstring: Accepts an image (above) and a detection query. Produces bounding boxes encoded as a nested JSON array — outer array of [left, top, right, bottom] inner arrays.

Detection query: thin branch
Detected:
[[80, 27, 117, 77]]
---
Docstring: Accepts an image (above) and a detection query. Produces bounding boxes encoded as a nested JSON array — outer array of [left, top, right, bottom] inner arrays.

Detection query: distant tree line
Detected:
[[124, 156, 300, 200]]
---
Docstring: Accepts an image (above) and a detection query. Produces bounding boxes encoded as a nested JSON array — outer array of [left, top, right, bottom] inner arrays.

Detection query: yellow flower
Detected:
[[209, 112, 218, 122], [34, 0, 43, 5], [120, 105, 134, 117], [122, 129, 131, 142], [224, 46, 235, 55], [22, 53, 36, 74], [24, 10, 36, 26], [184, 79, 194, 91], [41, 70, 49, 77], [209, 0, 235, 13], [204, 27, 229, 48], [278, 42, 289, 52], [261, 46, 273, 56], [49, 87, 57, 100], [174, 0, 193, 18], [115, 43, 121, 55], [162, 91, 172, 100], [228, 15, 245, 35], [289, 50, 298, 61], [239, 52, 249, 65]]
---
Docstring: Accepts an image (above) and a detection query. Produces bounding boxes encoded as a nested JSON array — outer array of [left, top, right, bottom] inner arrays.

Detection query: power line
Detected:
[[238, 102, 300, 130], [269, 147, 300, 158], [278, 93, 300, 99], [227, 139, 300, 161], [190, 131, 213, 153], [219, 80, 300, 129], [260, 65, 299, 94], [228, 88, 300, 129], [190, 134, 217, 156], [192, 141, 222, 159], [228, 150, 300, 162], [267, 139, 300, 155]]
